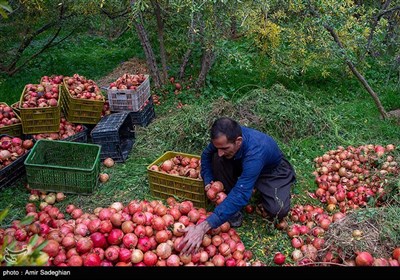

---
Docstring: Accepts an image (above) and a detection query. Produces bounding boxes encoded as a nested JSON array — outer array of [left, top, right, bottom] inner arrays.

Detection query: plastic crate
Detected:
[[24, 140, 101, 194], [0, 102, 23, 137], [0, 134, 30, 189], [61, 80, 105, 124], [10, 101, 21, 116], [63, 125, 88, 143], [107, 75, 151, 112], [19, 85, 61, 134], [127, 97, 155, 127], [90, 112, 135, 162], [147, 151, 207, 208]]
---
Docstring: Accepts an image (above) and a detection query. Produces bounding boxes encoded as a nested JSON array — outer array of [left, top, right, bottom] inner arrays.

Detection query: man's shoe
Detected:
[[228, 211, 243, 228]]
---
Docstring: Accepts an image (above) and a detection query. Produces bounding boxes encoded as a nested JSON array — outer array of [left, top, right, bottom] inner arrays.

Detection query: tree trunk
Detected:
[[151, 0, 168, 84], [230, 15, 238, 39], [325, 25, 388, 119], [179, 13, 197, 80], [134, 14, 162, 88], [179, 49, 192, 80], [195, 48, 215, 90]]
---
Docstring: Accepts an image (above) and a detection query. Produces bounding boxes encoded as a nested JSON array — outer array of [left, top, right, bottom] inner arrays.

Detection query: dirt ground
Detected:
[[95, 57, 149, 88], [388, 109, 400, 118]]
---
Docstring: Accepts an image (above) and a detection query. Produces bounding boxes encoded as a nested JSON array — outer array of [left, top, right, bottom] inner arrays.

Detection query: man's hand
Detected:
[[177, 221, 211, 255]]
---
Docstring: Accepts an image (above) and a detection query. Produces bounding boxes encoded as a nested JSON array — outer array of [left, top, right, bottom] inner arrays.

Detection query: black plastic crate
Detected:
[[90, 112, 135, 162], [128, 97, 156, 127], [97, 139, 134, 162], [63, 125, 88, 143], [0, 134, 30, 189]]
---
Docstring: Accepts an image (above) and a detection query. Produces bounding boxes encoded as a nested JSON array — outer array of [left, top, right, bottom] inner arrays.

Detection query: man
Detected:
[[178, 117, 296, 255]]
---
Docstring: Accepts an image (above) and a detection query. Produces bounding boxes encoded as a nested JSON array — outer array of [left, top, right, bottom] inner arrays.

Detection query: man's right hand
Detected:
[[177, 221, 211, 255]]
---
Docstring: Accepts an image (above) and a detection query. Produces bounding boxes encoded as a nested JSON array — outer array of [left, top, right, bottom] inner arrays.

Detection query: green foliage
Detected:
[[0, 209, 49, 266], [242, 0, 400, 83], [0, 0, 12, 18]]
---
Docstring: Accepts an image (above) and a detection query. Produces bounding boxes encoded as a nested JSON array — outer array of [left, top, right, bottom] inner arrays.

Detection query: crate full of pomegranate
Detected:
[[0, 102, 23, 137], [147, 151, 207, 208], [107, 73, 150, 112], [61, 74, 105, 124], [18, 83, 61, 134]]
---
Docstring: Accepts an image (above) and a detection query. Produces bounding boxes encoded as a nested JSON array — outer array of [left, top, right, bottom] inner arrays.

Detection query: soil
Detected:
[[384, 109, 400, 124], [388, 109, 400, 119], [95, 57, 149, 88]]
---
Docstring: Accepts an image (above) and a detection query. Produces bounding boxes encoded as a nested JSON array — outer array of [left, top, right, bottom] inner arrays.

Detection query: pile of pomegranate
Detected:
[[109, 73, 147, 91], [64, 74, 103, 101], [20, 83, 59, 109], [101, 100, 111, 117], [30, 118, 85, 141], [0, 135, 34, 169], [273, 143, 399, 266], [41, 75, 64, 86], [0, 198, 257, 266], [0, 103, 20, 128], [149, 155, 202, 180], [313, 144, 397, 211]]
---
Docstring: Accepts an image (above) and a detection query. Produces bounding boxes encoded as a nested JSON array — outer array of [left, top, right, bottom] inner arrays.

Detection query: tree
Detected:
[[242, 0, 400, 119], [0, 0, 103, 76]]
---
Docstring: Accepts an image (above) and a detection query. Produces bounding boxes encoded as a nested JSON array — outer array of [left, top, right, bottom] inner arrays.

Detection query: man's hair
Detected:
[[210, 117, 242, 142]]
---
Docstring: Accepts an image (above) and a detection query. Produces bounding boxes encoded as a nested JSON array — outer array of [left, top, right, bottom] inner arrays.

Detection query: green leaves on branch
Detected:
[[0, 0, 12, 18]]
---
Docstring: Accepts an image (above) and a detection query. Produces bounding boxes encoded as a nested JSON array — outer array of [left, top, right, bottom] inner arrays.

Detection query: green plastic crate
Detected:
[[147, 151, 207, 208], [24, 140, 101, 194], [61, 79, 105, 124], [0, 102, 23, 137], [19, 85, 61, 134]]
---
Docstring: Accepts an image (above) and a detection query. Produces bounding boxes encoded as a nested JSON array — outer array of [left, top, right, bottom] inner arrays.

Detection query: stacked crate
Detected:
[[90, 112, 135, 162], [107, 74, 155, 127], [128, 97, 156, 127]]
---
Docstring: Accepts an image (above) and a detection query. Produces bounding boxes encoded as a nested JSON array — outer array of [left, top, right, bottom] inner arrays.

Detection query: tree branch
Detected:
[[307, 1, 388, 119], [8, 26, 63, 76], [362, 2, 400, 60], [2, 3, 72, 75], [101, 7, 130, 19], [377, 5, 400, 19]]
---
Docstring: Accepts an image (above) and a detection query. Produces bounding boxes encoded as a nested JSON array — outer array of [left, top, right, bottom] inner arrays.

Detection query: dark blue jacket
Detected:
[[201, 126, 282, 228]]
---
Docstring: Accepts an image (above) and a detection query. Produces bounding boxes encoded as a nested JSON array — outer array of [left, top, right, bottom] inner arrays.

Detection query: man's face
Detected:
[[212, 134, 242, 159]]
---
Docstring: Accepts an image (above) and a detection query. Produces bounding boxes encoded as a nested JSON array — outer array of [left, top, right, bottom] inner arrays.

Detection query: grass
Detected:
[[0, 34, 399, 266]]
